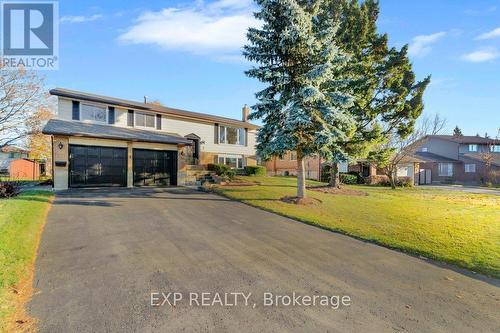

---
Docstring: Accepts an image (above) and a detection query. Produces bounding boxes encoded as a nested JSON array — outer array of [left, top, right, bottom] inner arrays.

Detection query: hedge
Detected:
[[244, 165, 266, 176]]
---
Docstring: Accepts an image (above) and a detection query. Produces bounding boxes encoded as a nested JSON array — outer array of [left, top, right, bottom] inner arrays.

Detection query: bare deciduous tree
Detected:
[[369, 114, 447, 189], [0, 67, 47, 148]]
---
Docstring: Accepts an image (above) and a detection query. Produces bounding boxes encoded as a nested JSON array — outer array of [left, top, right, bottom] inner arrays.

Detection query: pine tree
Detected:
[[244, 0, 355, 199], [325, 0, 430, 187], [453, 126, 463, 137]]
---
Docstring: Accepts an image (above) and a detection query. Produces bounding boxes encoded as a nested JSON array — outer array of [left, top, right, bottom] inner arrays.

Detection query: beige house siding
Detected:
[[57, 97, 257, 160]]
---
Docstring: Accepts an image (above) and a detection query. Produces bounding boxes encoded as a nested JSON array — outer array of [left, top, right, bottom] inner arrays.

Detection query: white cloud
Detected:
[[461, 49, 500, 62], [408, 32, 446, 57], [117, 0, 258, 59], [60, 14, 103, 23], [476, 27, 500, 40]]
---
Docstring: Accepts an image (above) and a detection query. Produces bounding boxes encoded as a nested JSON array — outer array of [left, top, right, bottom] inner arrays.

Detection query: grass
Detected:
[[215, 176, 500, 278], [0, 190, 53, 332]]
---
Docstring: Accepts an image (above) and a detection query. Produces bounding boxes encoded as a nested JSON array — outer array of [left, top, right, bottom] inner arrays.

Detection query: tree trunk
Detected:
[[329, 163, 340, 188], [297, 155, 306, 199], [388, 168, 397, 189]]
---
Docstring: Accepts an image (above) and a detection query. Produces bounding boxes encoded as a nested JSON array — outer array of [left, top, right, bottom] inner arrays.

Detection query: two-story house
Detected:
[[413, 135, 500, 185], [42, 88, 259, 190]]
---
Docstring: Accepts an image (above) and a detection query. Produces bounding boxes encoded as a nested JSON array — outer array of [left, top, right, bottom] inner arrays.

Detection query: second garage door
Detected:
[[133, 149, 177, 186]]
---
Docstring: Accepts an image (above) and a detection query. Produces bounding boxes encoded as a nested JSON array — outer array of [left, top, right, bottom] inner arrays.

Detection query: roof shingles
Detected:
[[42, 119, 191, 145]]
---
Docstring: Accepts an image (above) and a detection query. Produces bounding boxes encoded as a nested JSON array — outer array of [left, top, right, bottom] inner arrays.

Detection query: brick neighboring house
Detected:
[[412, 135, 500, 185], [265, 153, 349, 181]]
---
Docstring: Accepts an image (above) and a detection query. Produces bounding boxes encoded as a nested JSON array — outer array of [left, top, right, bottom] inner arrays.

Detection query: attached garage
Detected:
[[133, 149, 177, 186], [69, 145, 127, 187]]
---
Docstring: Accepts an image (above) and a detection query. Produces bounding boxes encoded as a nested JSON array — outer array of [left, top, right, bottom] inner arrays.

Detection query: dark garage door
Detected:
[[69, 145, 127, 188], [133, 149, 177, 186]]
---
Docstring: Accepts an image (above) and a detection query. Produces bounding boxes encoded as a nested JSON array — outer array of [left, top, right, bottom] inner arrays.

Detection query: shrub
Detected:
[[244, 165, 266, 176], [0, 181, 20, 198], [207, 163, 235, 180], [397, 177, 413, 187], [321, 165, 363, 184], [339, 173, 357, 184]]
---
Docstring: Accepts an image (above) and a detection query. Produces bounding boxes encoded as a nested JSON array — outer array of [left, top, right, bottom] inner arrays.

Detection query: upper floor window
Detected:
[[81, 104, 106, 123], [290, 151, 297, 160], [438, 163, 453, 176], [464, 164, 476, 173], [219, 125, 244, 145], [468, 144, 478, 152], [490, 145, 500, 153], [135, 112, 155, 129]]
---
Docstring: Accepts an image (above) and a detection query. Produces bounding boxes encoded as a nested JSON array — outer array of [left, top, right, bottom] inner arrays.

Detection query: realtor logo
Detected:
[[1, 1, 58, 69]]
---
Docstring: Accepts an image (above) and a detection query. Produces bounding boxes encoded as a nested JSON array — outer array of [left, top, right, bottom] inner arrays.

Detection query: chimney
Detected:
[[144, 96, 148, 104], [242, 104, 250, 122]]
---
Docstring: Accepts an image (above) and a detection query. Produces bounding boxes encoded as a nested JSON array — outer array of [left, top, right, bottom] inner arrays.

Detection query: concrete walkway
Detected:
[[29, 188, 499, 332]]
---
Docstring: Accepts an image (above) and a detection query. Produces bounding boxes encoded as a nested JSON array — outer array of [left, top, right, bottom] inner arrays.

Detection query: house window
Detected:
[[490, 145, 500, 153], [397, 166, 412, 177], [464, 164, 476, 173], [81, 104, 107, 122], [218, 126, 245, 145], [135, 112, 156, 128], [438, 163, 453, 176], [421, 147, 428, 152], [468, 144, 478, 152], [9, 152, 21, 159], [290, 151, 297, 161], [217, 155, 244, 168]]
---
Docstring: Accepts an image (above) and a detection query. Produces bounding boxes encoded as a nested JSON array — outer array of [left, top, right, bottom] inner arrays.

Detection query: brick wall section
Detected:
[[265, 152, 322, 181]]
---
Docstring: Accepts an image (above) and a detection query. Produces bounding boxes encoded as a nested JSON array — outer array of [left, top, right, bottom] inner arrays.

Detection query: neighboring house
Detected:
[[351, 135, 500, 185], [413, 135, 500, 185], [42, 88, 259, 190], [0, 145, 29, 174], [348, 157, 423, 185], [265, 153, 348, 181]]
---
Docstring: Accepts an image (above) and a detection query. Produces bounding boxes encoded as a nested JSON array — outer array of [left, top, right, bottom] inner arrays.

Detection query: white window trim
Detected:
[[420, 147, 428, 152], [468, 144, 478, 152], [464, 164, 476, 173], [217, 155, 245, 169], [218, 125, 245, 146], [134, 111, 157, 130], [80, 103, 108, 124]]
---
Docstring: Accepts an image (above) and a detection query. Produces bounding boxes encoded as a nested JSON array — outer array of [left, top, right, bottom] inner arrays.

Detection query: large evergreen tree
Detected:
[[325, 0, 430, 187], [244, 0, 355, 199]]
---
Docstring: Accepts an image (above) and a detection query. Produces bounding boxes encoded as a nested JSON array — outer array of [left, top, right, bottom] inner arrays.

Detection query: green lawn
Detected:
[[215, 176, 500, 278], [0, 190, 53, 331]]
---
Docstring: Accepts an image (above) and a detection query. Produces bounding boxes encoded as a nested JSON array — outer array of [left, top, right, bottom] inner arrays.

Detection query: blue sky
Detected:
[[46, 0, 500, 136]]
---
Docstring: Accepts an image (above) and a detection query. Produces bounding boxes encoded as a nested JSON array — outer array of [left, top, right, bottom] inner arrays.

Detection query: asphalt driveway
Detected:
[[29, 188, 499, 332]]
